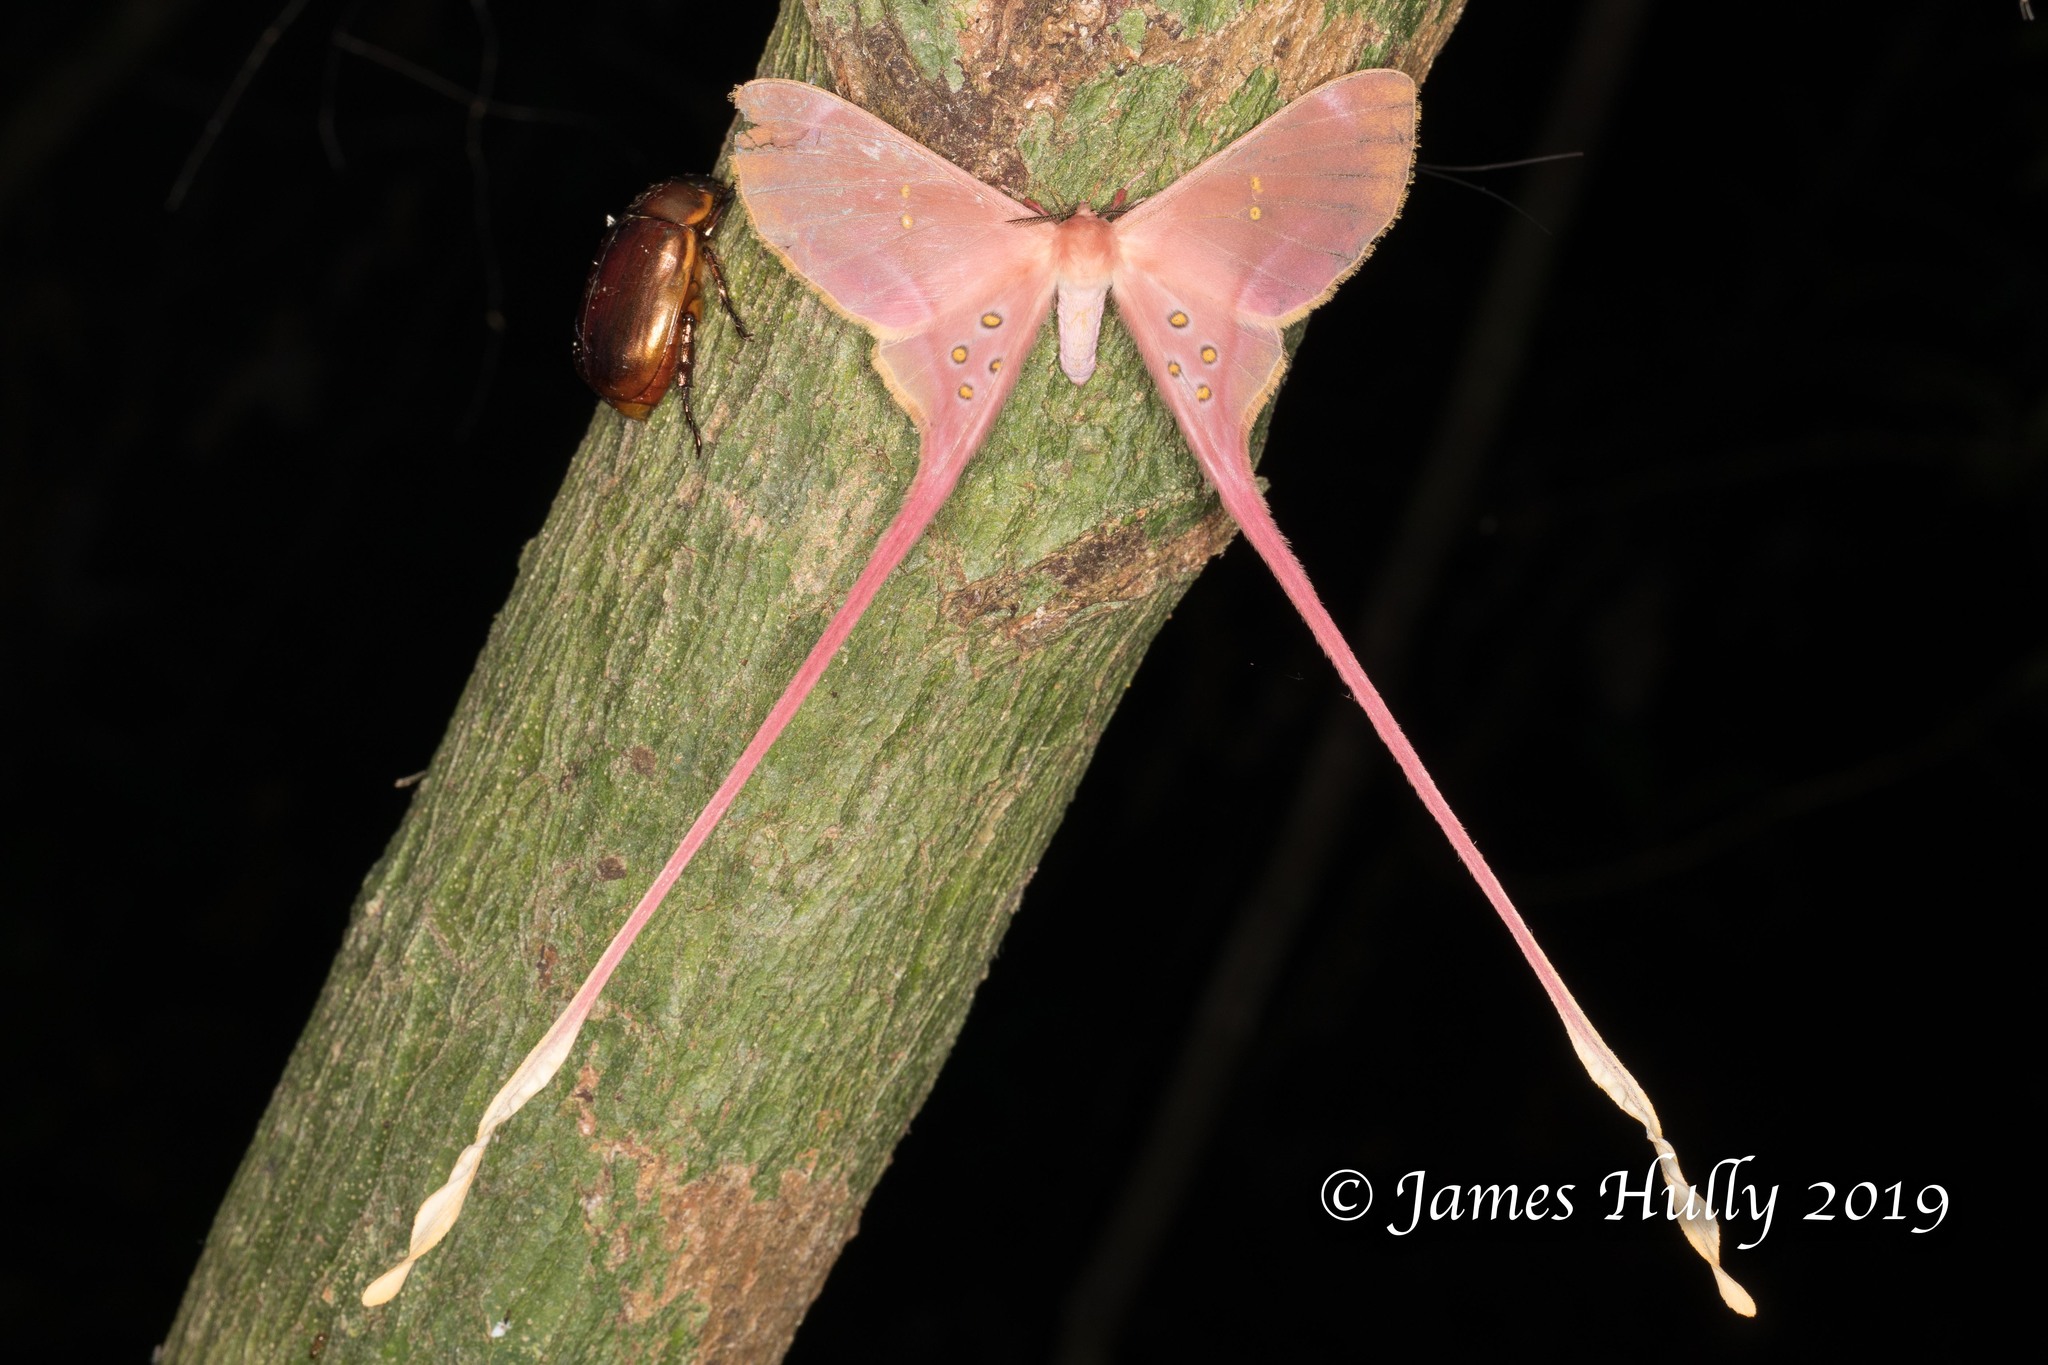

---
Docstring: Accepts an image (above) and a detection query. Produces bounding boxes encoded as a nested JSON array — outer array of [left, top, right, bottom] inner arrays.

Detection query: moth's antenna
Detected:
[[1004, 161, 1147, 225], [1100, 169, 1146, 218]]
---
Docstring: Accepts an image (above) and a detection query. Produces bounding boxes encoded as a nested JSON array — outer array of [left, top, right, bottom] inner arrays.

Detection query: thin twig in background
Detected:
[[166, 0, 313, 211]]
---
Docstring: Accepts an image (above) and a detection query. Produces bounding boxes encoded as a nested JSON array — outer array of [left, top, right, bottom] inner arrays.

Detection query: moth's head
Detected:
[[1050, 205, 1116, 285]]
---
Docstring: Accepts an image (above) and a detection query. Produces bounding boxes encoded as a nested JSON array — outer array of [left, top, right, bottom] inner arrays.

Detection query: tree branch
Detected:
[[162, 2, 1464, 1358]]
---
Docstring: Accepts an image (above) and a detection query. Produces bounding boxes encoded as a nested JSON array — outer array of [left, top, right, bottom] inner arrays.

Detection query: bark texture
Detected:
[[163, 2, 1464, 1359]]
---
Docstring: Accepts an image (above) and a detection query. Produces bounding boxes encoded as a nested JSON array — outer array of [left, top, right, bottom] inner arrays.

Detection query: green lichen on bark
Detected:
[[163, 2, 1461, 1360]]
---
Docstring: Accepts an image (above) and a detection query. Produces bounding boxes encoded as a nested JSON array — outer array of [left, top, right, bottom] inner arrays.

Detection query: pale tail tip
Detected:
[[361, 1260, 414, 1307], [1714, 1265, 1757, 1317]]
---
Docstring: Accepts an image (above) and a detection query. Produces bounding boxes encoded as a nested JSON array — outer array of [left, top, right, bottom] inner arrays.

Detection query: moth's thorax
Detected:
[[1051, 207, 1117, 385], [1051, 205, 1117, 284]]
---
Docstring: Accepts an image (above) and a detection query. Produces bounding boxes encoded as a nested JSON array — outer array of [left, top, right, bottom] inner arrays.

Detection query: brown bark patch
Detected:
[[812, 0, 1143, 194], [1392, 0, 1468, 79], [1127, 1, 1380, 112], [1120, 0, 1467, 99], [942, 505, 1236, 650], [609, 1149, 857, 1361], [807, 1, 1461, 203]]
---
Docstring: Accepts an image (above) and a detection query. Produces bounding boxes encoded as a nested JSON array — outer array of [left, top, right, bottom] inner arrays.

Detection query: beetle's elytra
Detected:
[[572, 176, 746, 449]]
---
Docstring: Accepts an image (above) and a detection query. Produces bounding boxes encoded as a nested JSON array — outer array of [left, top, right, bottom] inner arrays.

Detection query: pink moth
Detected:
[[365, 71, 1754, 1317]]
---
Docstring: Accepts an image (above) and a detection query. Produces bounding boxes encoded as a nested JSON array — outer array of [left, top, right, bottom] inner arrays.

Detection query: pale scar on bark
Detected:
[[941, 507, 1237, 650]]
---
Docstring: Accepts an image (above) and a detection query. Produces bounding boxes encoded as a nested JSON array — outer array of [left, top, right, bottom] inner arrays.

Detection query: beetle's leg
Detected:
[[674, 311, 705, 457], [701, 241, 751, 340]]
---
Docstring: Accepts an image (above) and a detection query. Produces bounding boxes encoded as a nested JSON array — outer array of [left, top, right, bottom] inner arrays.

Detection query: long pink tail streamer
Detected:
[[370, 64, 1753, 1314], [362, 451, 969, 1306], [366, 424, 1755, 1315], [1189, 438, 1755, 1317]]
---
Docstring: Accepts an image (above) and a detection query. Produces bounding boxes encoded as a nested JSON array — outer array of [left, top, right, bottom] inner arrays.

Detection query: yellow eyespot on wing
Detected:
[[1248, 205, 1262, 221], [957, 383, 974, 399], [1169, 311, 1188, 328], [1167, 361, 1182, 376], [901, 214, 914, 229], [951, 346, 969, 363], [1200, 346, 1218, 363], [1195, 384, 1212, 401], [987, 358, 1002, 373], [981, 312, 1003, 328]]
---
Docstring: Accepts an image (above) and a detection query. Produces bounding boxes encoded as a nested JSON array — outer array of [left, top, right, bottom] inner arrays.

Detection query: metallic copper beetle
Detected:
[[573, 176, 747, 449]]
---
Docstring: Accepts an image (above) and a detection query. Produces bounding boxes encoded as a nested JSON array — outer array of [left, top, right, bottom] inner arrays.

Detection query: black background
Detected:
[[1, 0, 2036, 1358]]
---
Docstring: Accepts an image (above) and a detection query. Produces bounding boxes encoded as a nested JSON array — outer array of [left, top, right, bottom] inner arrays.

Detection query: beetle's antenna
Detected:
[[1418, 168, 1555, 236], [1416, 153, 1584, 237], [1422, 151, 1584, 173]]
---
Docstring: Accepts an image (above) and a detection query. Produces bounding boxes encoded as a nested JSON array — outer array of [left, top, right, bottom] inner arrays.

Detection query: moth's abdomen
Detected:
[[1051, 208, 1117, 386]]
